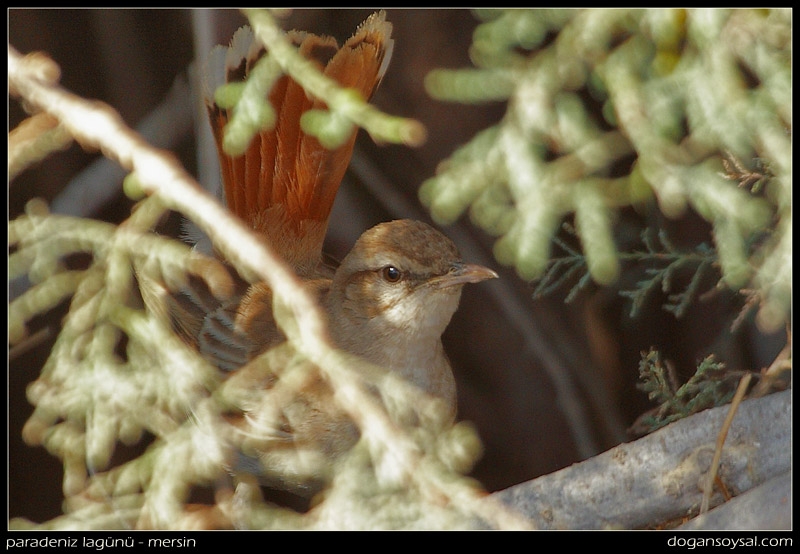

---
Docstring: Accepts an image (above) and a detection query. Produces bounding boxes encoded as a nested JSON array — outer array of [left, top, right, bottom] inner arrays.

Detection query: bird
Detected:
[[169, 11, 498, 496]]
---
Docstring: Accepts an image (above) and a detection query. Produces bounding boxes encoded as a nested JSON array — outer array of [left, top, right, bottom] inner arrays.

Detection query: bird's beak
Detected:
[[430, 263, 498, 289]]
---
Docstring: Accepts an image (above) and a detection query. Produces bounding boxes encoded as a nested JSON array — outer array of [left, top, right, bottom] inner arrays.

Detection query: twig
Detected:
[[50, 73, 195, 218], [700, 372, 752, 514], [750, 329, 792, 398], [8, 326, 54, 361]]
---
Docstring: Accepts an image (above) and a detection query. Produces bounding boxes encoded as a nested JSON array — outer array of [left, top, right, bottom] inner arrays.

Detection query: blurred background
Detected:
[[9, 8, 787, 523]]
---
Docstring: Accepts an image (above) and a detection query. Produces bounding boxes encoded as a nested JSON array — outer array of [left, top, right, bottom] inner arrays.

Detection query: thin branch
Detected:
[[700, 372, 752, 514]]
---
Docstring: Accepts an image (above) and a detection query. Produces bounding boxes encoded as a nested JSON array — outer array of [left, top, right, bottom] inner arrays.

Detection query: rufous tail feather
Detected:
[[204, 11, 393, 273]]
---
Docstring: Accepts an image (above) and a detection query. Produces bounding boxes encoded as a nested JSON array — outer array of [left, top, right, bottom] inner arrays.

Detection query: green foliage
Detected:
[[630, 349, 744, 435], [534, 223, 721, 320], [421, 8, 791, 333], [618, 229, 716, 320]]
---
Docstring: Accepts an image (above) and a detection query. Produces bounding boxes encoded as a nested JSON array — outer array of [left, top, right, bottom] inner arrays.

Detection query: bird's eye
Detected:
[[381, 265, 403, 283]]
